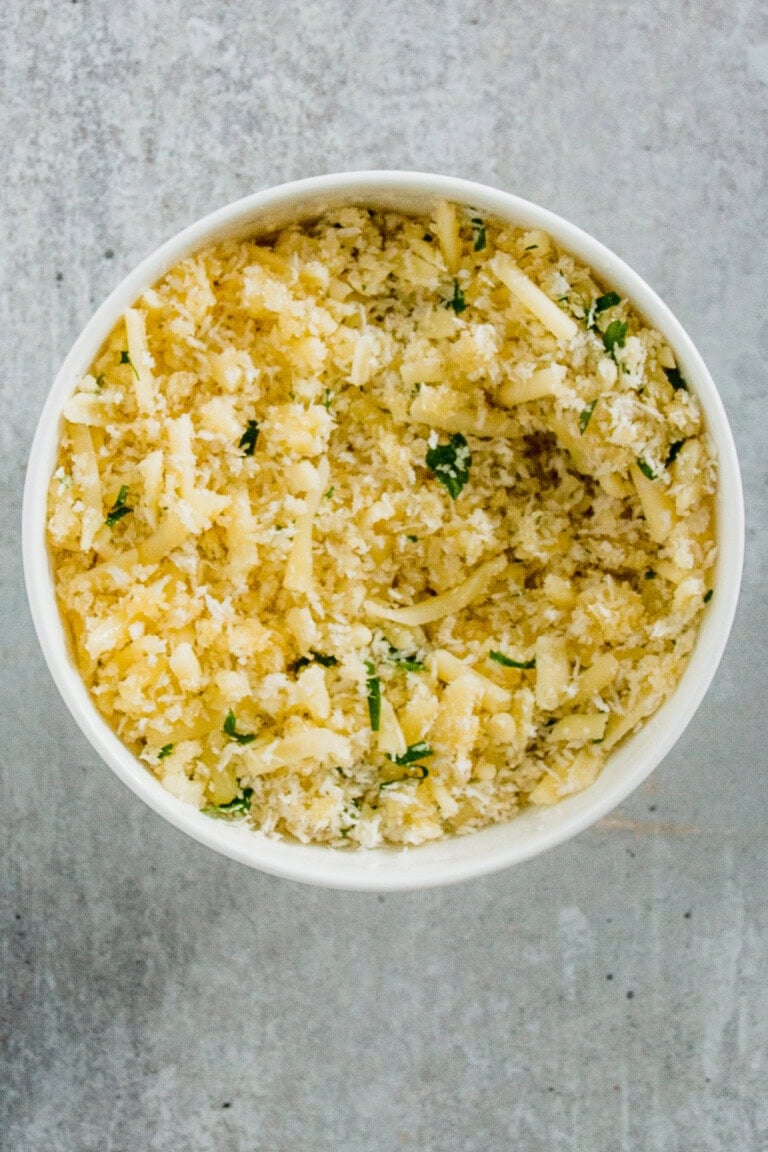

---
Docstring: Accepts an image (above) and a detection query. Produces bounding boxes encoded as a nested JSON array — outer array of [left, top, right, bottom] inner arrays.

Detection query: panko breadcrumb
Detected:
[[47, 202, 717, 847]]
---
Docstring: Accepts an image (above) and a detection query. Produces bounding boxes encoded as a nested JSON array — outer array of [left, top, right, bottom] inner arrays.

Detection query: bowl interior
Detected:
[[23, 172, 744, 890]]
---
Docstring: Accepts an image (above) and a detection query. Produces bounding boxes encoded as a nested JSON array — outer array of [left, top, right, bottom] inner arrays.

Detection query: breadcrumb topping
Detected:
[[48, 204, 717, 846]]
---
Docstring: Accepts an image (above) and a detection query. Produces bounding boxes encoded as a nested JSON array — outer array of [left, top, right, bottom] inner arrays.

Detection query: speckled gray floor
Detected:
[[2, 2, 767, 1149]]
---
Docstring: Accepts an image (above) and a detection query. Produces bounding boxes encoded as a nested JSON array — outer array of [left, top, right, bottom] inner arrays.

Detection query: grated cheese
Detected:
[[47, 203, 717, 848]]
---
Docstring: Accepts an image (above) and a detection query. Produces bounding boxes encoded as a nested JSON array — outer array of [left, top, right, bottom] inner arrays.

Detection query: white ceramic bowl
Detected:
[[23, 171, 744, 890]]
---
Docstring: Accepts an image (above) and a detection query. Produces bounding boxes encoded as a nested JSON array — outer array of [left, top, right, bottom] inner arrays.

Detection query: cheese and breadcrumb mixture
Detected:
[[48, 203, 717, 847]]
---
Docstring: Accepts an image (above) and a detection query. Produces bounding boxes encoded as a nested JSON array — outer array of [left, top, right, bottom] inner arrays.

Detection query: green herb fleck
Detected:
[[666, 439, 685, 467], [524, 244, 539, 251], [594, 291, 621, 314], [119, 349, 139, 379], [204, 787, 253, 818], [223, 709, 255, 745], [603, 320, 628, 359], [387, 645, 424, 673], [703, 589, 714, 604], [406, 534, 418, 543], [644, 570, 657, 580], [290, 652, 338, 674], [386, 741, 433, 766], [423, 232, 433, 243], [95, 373, 105, 389], [105, 485, 133, 527], [239, 419, 259, 456], [636, 458, 657, 481], [579, 400, 597, 435], [322, 388, 333, 411], [158, 743, 174, 760], [663, 365, 688, 391], [447, 278, 467, 314], [471, 216, 486, 252], [489, 650, 536, 670], [324, 486, 335, 499], [425, 432, 472, 500], [365, 661, 381, 731]]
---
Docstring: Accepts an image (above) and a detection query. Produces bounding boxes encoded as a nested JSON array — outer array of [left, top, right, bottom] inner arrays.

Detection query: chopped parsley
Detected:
[[594, 291, 621, 314], [105, 485, 133, 527], [489, 650, 536, 670], [663, 365, 688, 391], [365, 661, 381, 731], [644, 569, 657, 580], [322, 388, 333, 411], [119, 349, 139, 379], [387, 645, 424, 673], [585, 292, 621, 331], [579, 399, 597, 435], [239, 419, 259, 456], [223, 709, 255, 745], [158, 743, 174, 760], [290, 651, 338, 673], [447, 278, 467, 314], [603, 320, 628, 359], [324, 486, 335, 499], [524, 244, 539, 251], [425, 432, 472, 500], [470, 216, 486, 252], [636, 458, 657, 481], [423, 232, 433, 243], [95, 373, 105, 389], [406, 534, 418, 543], [666, 439, 685, 467], [204, 787, 253, 818], [386, 741, 433, 766], [703, 589, 714, 604]]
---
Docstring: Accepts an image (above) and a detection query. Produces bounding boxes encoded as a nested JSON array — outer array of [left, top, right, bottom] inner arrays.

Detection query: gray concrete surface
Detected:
[[2, 2, 767, 1149]]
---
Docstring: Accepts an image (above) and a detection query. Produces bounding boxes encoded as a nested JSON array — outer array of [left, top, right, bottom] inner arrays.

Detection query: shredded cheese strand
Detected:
[[365, 555, 507, 626], [284, 457, 330, 593], [490, 253, 578, 342], [124, 308, 155, 414]]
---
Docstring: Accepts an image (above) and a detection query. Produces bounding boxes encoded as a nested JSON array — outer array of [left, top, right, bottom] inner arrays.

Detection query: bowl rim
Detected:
[[22, 170, 745, 891]]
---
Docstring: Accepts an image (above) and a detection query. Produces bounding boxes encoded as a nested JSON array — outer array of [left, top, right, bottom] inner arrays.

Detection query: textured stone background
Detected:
[[2, 2, 767, 1149]]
